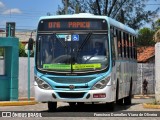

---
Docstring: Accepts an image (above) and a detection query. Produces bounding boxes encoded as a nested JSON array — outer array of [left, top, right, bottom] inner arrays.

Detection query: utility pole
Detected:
[[65, 0, 68, 14]]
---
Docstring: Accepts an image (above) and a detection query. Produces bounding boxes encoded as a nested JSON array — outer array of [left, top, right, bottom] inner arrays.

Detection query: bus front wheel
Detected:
[[48, 102, 57, 112], [69, 102, 76, 108], [116, 80, 123, 105], [106, 102, 115, 111], [124, 81, 132, 105]]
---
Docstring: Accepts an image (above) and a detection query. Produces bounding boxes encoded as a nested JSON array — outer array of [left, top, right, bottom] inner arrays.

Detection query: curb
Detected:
[[0, 97, 37, 106], [143, 103, 160, 109], [18, 97, 35, 101], [133, 96, 154, 99]]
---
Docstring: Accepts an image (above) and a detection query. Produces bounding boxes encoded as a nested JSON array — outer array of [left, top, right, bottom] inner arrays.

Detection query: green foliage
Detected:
[[0, 48, 4, 56], [1, 42, 33, 57], [19, 42, 27, 57], [151, 99, 160, 105], [137, 27, 155, 46], [57, 0, 160, 30], [152, 19, 160, 32]]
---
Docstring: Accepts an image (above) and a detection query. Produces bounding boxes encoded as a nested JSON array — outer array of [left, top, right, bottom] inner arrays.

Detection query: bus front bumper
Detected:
[[34, 85, 114, 103]]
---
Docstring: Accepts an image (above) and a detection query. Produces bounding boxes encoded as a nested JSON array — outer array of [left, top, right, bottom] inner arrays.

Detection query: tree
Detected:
[[152, 19, 160, 31], [152, 19, 160, 42], [137, 27, 155, 46], [57, 0, 159, 30], [19, 42, 27, 57]]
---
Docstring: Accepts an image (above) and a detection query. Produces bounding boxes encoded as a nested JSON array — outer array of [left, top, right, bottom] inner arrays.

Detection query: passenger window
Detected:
[[122, 32, 126, 58], [126, 34, 130, 58], [119, 31, 123, 58]]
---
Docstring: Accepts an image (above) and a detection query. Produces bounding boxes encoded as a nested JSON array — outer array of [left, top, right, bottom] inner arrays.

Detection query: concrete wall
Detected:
[[136, 63, 155, 94], [19, 57, 34, 97], [0, 58, 5, 75], [17, 58, 156, 97], [155, 43, 160, 102]]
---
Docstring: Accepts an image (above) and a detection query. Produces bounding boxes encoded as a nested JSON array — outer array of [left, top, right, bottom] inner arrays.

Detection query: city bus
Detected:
[[33, 13, 137, 111]]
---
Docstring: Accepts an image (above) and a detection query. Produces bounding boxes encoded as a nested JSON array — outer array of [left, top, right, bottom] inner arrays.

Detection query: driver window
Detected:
[[93, 42, 104, 55], [92, 37, 107, 56]]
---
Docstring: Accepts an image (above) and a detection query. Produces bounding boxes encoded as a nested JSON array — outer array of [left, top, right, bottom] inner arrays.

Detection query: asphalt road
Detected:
[[0, 98, 160, 120]]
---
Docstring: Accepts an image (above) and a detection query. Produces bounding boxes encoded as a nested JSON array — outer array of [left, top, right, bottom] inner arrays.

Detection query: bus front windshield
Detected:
[[36, 32, 109, 74]]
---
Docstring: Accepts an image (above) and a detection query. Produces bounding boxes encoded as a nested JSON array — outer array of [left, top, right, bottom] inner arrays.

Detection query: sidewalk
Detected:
[[133, 94, 155, 99], [0, 97, 37, 106]]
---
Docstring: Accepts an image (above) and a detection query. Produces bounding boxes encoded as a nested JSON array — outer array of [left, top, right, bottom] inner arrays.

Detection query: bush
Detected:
[[19, 42, 27, 57], [0, 48, 4, 56]]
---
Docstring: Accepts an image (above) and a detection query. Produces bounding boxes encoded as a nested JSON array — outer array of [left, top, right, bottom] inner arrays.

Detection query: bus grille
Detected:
[[55, 86, 89, 89], [57, 92, 85, 98], [48, 77, 96, 84]]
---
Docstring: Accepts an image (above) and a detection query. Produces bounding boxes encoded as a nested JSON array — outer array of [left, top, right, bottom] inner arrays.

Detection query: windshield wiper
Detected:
[[76, 32, 92, 57]]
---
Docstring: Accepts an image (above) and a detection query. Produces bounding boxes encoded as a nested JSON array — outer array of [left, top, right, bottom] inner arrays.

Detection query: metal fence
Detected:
[[137, 63, 155, 94]]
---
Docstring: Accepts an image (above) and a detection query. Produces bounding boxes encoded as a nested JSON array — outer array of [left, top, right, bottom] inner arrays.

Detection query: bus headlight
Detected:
[[35, 76, 52, 90], [91, 76, 110, 90]]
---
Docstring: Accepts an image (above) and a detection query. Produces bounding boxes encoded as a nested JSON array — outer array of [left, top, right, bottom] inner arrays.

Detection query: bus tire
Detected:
[[106, 102, 114, 111], [69, 102, 76, 108], [48, 102, 57, 112], [124, 80, 132, 105], [77, 102, 84, 107], [116, 80, 123, 105]]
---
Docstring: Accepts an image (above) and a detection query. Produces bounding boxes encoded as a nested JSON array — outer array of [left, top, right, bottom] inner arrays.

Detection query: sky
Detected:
[[0, 0, 62, 30], [0, 0, 159, 31]]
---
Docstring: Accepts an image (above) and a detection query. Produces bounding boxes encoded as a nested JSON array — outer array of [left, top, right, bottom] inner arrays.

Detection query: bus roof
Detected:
[[39, 13, 136, 35]]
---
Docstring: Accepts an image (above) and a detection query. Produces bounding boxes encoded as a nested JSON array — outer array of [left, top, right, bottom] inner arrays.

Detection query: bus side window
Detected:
[[135, 37, 137, 59], [119, 31, 123, 58], [133, 37, 137, 59], [129, 35, 132, 59], [123, 32, 128, 58], [131, 36, 133, 59], [110, 27, 115, 60], [123, 32, 126, 58], [126, 33, 130, 58], [113, 27, 118, 60], [125, 33, 127, 58], [132, 36, 135, 59], [115, 29, 119, 60]]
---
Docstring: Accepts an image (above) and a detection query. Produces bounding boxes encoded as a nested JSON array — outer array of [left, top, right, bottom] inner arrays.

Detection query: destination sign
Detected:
[[38, 18, 107, 31], [48, 21, 90, 29]]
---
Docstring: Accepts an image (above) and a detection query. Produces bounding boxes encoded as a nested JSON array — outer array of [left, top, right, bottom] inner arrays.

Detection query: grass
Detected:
[[152, 100, 160, 105], [143, 99, 160, 109]]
